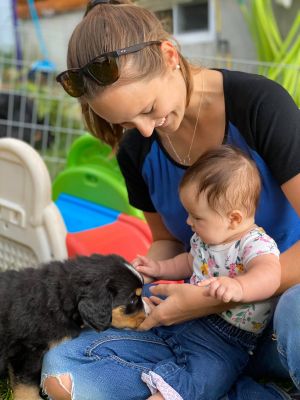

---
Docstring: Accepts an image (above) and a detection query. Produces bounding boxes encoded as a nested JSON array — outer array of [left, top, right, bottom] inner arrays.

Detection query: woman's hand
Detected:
[[138, 283, 225, 330]]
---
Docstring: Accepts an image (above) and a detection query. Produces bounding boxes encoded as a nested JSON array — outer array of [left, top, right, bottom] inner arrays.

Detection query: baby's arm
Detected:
[[133, 253, 193, 282], [198, 254, 281, 303]]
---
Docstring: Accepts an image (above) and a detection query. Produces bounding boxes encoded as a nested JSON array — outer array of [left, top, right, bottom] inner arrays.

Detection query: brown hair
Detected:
[[67, 0, 194, 149], [180, 145, 261, 217]]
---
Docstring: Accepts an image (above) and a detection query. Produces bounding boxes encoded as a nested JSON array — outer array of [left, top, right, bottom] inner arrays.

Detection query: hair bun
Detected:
[[84, 0, 133, 16]]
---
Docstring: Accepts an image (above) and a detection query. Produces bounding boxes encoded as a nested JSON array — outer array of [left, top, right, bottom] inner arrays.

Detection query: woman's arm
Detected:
[[139, 283, 232, 330], [144, 212, 185, 259], [279, 173, 300, 293]]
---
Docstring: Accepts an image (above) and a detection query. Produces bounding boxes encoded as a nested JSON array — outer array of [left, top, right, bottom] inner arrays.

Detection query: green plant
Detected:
[[0, 378, 13, 400], [238, 0, 300, 106]]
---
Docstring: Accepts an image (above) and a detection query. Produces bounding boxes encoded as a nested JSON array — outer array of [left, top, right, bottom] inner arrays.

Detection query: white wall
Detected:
[[182, 0, 256, 64], [0, 0, 15, 52], [5, 0, 297, 70], [18, 11, 82, 70], [16, 0, 257, 71]]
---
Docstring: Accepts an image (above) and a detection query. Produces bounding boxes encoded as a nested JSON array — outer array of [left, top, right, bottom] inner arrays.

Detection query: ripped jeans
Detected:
[[41, 284, 300, 400]]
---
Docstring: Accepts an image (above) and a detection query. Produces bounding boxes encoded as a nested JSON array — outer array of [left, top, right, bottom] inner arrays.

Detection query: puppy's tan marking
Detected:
[[9, 367, 41, 400], [112, 306, 146, 329], [135, 288, 142, 296], [13, 384, 40, 400], [49, 335, 72, 350]]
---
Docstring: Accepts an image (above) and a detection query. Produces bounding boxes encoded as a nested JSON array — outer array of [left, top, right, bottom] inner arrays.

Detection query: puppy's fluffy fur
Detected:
[[0, 253, 145, 400]]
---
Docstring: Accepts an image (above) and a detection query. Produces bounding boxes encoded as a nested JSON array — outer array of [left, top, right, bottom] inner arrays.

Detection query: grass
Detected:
[[0, 379, 12, 400]]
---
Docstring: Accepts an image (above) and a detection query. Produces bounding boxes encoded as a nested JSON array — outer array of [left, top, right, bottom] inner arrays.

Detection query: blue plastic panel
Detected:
[[56, 193, 120, 233]]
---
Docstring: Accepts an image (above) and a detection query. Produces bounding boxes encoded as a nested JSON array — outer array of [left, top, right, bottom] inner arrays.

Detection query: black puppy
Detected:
[[0, 92, 54, 149], [0, 253, 145, 400]]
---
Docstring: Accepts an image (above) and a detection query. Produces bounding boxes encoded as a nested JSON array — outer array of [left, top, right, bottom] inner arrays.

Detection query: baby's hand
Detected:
[[198, 277, 243, 303], [132, 255, 161, 284]]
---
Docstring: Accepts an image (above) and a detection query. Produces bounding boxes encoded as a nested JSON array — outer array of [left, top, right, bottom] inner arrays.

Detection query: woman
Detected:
[[42, 0, 300, 399]]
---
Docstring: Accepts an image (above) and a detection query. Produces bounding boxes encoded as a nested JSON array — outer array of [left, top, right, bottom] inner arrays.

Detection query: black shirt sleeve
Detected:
[[225, 70, 300, 185], [117, 129, 156, 212]]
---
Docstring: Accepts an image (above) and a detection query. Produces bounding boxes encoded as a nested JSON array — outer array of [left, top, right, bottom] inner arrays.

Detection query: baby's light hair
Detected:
[[180, 145, 261, 217]]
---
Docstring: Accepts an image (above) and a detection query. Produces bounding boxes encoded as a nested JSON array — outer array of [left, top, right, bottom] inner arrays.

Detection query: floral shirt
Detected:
[[190, 227, 280, 333]]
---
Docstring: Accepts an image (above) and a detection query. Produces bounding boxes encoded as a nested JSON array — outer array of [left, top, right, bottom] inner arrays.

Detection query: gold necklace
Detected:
[[166, 70, 204, 166]]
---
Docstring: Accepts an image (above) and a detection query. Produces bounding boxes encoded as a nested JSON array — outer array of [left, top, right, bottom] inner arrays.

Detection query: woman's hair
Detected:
[[67, 0, 193, 149], [180, 145, 261, 217]]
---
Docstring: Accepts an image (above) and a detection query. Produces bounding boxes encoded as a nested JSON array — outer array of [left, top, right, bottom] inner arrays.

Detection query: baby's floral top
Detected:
[[190, 227, 280, 333]]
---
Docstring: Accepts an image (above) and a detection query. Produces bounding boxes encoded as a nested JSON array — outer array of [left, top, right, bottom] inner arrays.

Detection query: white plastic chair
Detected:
[[0, 138, 67, 271]]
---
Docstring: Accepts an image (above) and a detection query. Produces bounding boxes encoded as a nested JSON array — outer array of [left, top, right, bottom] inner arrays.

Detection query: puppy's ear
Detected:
[[78, 283, 113, 332]]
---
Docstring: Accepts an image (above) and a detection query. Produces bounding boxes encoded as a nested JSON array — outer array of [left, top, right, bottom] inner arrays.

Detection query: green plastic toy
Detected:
[[53, 134, 144, 219]]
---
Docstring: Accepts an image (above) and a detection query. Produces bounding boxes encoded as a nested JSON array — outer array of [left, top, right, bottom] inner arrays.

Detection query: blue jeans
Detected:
[[41, 284, 300, 400], [226, 284, 300, 400], [142, 315, 257, 400]]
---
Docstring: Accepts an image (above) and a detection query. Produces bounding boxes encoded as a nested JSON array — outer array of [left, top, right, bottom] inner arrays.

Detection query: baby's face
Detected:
[[180, 184, 234, 245]]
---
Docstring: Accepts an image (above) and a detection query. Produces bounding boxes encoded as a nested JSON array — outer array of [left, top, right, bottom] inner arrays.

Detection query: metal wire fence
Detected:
[[0, 54, 85, 179], [0, 53, 299, 180]]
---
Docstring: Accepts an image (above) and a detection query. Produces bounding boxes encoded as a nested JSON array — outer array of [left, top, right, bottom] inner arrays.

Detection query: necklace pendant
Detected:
[[182, 156, 191, 166]]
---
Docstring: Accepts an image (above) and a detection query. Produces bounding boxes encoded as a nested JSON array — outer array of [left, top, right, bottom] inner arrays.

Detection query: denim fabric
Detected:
[[244, 320, 290, 380], [226, 285, 300, 400], [143, 315, 257, 400], [274, 284, 300, 389], [41, 328, 173, 400], [225, 377, 291, 400], [41, 285, 300, 400]]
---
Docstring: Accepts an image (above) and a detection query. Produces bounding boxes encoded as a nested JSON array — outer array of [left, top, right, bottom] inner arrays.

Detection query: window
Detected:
[[176, 2, 208, 33], [173, 0, 215, 44]]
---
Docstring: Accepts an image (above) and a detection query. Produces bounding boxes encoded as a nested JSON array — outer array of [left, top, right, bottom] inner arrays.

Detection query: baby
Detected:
[[134, 145, 281, 400]]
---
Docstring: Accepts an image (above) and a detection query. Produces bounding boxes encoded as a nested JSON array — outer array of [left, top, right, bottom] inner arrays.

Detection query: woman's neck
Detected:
[[183, 69, 226, 164], [158, 69, 226, 166]]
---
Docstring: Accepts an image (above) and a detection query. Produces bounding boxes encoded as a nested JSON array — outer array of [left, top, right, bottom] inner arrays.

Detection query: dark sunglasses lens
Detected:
[[58, 70, 84, 98], [87, 56, 119, 85], [85, 1, 110, 17]]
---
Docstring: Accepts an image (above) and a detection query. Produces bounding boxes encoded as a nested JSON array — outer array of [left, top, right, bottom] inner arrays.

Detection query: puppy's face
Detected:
[[111, 285, 146, 330], [75, 255, 146, 332]]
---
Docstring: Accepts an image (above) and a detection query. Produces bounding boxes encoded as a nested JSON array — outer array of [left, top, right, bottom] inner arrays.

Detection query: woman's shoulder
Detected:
[[220, 69, 299, 148], [220, 69, 293, 103], [220, 68, 275, 87]]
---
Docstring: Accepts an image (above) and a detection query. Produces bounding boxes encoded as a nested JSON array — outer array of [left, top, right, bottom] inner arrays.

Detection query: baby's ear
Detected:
[[228, 210, 243, 228]]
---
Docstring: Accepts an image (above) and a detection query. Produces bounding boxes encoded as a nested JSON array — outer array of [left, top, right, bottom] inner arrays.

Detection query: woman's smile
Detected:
[[155, 116, 168, 128]]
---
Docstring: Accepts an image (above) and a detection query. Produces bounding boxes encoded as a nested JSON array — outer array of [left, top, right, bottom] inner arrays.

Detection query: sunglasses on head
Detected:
[[56, 41, 161, 98], [84, 0, 118, 17]]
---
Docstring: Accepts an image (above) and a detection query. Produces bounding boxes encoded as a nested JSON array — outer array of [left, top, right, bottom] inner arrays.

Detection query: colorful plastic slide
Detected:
[[53, 134, 152, 261]]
